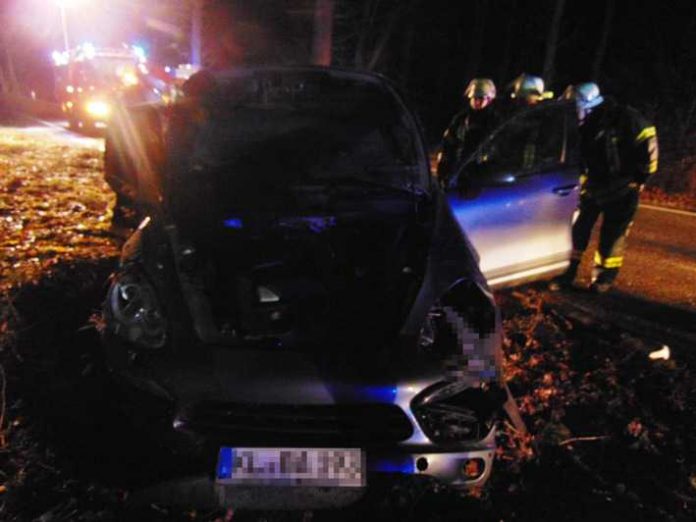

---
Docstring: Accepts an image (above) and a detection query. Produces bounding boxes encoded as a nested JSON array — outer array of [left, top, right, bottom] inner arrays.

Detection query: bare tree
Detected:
[[592, 0, 615, 81], [497, 0, 518, 84], [464, 0, 488, 81], [338, 0, 417, 71], [312, 0, 334, 65], [542, 0, 566, 86]]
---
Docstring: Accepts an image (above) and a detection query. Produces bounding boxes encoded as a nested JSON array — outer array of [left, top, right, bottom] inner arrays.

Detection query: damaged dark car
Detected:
[[102, 67, 509, 509]]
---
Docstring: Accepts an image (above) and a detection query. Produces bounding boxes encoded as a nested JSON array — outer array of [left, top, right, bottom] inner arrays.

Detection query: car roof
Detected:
[[196, 65, 391, 87]]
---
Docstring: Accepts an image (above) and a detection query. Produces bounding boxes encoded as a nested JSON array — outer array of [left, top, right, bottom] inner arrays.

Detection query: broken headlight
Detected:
[[105, 268, 167, 349], [412, 383, 505, 444]]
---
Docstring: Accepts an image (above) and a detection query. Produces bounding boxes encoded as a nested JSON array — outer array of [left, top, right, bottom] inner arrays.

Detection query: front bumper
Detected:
[[129, 442, 496, 510], [112, 367, 498, 510], [106, 335, 500, 509]]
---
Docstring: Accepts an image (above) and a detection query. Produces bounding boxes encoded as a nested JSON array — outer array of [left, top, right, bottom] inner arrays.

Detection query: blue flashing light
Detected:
[[359, 385, 398, 403], [217, 447, 233, 479], [371, 456, 415, 474], [132, 45, 147, 63], [223, 218, 244, 229]]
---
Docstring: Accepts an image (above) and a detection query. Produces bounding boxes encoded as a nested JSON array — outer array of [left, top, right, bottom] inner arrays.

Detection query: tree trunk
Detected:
[[542, 0, 566, 86], [4, 48, 19, 94], [312, 0, 335, 66], [399, 15, 416, 86], [191, 0, 203, 66], [366, 2, 406, 70], [0, 66, 9, 94], [592, 0, 615, 81], [497, 0, 518, 85], [464, 0, 488, 81], [354, 0, 376, 68]]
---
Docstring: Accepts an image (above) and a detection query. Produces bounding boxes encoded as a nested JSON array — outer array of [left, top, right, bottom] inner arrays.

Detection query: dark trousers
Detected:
[[571, 187, 640, 284]]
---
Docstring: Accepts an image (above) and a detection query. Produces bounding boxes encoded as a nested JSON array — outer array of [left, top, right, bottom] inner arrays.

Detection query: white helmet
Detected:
[[573, 82, 604, 111]]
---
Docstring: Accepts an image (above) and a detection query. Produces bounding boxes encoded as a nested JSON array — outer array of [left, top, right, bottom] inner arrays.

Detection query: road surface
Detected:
[[0, 112, 104, 151], [542, 203, 696, 355]]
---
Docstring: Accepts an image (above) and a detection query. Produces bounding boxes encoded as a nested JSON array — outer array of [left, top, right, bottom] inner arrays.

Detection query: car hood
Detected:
[[113, 190, 496, 407], [171, 191, 430, 365]]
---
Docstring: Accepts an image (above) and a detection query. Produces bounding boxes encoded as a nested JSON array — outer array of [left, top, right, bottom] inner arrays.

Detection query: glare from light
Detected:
[[132, 45, 147, 63], [56, 0, 86, 8], [52, 50, 70, 66], [85, 100, 111, 119], [120, 71, 139, 87], [81, 42, 96, 59]]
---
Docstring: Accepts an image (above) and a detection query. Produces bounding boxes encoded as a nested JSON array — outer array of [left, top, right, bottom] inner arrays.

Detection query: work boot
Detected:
[[548, 260, 579, 291], [589, 281, 612, 294], [589, 268, 618, 294]]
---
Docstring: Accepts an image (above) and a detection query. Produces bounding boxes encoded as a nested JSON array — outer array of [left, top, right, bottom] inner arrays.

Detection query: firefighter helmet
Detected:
[[510, 73, 545, 102], [573, 82, 604, 111], [464, 78, 497, 100]]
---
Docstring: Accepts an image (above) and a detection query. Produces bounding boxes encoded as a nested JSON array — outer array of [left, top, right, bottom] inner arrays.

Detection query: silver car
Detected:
[[101, 67, 576, 510]]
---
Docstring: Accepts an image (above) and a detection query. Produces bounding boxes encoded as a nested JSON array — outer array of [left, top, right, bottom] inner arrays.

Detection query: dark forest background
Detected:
[[1, 0, 695, 192]]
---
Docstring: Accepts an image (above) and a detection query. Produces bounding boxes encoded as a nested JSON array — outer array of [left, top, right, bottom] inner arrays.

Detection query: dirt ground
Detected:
[[1, 130, 695, 521]]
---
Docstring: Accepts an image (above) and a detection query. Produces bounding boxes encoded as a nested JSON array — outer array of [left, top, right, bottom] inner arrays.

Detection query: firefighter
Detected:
[[496, 74, 548, 168], [550, 82, 659, 293], [436, 78, 498, 185]]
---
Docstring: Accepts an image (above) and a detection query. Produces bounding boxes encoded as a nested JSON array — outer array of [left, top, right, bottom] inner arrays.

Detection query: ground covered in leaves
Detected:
[[0, 126, 695, 521], [642, 187, 696, 212]]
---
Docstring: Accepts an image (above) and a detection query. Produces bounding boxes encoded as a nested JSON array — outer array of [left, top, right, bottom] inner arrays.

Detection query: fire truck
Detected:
[[52, 44, 171, 131]]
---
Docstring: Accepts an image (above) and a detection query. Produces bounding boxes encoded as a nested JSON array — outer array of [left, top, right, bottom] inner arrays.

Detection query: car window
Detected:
[[182, 72, 422, 192], [468, 104, 567, 176]]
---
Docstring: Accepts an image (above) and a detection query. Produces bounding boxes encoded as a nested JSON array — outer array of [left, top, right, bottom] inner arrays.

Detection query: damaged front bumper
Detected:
[[108, 354, 502, 510]]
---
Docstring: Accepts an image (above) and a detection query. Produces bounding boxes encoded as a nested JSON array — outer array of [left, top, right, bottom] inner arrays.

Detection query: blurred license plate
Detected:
[[216, 447, 365, 487]]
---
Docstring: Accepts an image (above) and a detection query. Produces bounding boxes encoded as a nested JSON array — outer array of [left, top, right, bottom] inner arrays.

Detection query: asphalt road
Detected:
[[541, 203, 696, 354], [19, 118, 104, 150], [566, 203, 696, 310]]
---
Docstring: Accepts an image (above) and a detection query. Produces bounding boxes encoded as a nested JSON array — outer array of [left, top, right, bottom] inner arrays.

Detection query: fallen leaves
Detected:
[[495, 286, 696, 519], [0, 129, 117, 297]]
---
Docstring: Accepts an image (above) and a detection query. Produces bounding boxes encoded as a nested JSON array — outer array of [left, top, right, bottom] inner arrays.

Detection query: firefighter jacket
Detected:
[[579, 98, 658, 202], [437, 104, 498, 184]]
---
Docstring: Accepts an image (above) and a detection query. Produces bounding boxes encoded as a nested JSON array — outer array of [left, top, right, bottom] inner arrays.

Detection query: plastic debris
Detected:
[[648, 345, 670, 361]]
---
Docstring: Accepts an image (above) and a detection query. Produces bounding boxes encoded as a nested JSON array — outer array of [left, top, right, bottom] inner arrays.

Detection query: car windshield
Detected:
[[177, 71, 424, 198]]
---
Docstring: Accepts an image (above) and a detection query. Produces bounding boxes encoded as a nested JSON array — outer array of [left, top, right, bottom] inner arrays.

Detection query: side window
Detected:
[[470, 104, 567, 176]]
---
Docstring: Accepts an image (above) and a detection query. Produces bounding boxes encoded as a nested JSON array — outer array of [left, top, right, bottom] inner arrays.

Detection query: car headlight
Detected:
[[85, 100, 111, 119], [412, 383, 506, 444], [105, 268, 166, 349]]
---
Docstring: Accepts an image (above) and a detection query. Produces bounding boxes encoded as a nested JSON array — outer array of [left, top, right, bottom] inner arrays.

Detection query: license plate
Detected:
[[216, 447, 365, 487]]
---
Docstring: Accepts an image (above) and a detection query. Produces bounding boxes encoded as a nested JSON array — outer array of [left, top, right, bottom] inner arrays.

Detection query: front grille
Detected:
[[177, 401, 413, 446]]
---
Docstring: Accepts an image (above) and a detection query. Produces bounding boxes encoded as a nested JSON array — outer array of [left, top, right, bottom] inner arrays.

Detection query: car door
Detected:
[[447, 101, 581, 288]]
